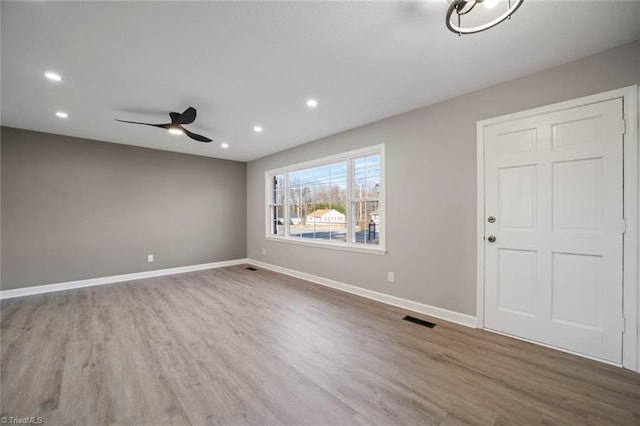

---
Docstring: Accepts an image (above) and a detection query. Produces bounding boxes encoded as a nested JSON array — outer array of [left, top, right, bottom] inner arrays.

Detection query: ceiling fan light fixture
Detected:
[[446, 0, 524, 35], [115, 107, 212, 142]]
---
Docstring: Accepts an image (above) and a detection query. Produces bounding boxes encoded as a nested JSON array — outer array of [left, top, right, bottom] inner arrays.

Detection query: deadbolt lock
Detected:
[[487, 216, 496, 223]]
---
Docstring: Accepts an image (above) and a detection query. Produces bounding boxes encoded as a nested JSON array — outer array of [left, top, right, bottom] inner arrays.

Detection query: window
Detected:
[[266, 145, 385, 254]]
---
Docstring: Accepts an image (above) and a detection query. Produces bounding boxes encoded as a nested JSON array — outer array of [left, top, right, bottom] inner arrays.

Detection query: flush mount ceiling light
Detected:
[[221, 142, 229, 149], [56, 111, 68, 118], [446, 0, 524, 35], [45, 72, 62, 81], [306, 99, 318, 108], [253, 126, 263, 133]]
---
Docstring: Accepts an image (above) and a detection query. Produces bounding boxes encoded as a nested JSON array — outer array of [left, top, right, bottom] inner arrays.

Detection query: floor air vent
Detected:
[[246, 267, 258, 271], [403, 315, 436, 329]]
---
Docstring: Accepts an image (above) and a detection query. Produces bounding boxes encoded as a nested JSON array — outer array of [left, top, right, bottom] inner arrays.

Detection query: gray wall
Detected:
[[247, 40, 640, 317], [1, 127, 247, 290]]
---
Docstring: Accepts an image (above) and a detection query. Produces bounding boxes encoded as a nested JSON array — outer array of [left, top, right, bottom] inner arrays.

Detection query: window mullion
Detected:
[[347, 157, 354, 245], [284, 172, 290, 237], [272, 175, 277, 236], [266, 173, 271, 237]]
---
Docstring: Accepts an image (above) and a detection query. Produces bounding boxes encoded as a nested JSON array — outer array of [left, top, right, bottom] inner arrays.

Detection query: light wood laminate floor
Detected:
[[1, 265, 639, 425]]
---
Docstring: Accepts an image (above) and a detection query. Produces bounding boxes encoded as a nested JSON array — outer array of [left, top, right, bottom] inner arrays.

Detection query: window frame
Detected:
[[265, 144, 386, 255]]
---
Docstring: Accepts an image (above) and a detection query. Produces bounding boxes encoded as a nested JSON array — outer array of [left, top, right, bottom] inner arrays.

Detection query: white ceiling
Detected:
[[2, 1, 639, 162]]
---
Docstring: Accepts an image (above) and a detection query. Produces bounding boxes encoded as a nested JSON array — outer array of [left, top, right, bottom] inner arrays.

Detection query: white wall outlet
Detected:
[[388, 272, 394, 283], [147, 254, 154, 263], [262, 247, 267, 256]]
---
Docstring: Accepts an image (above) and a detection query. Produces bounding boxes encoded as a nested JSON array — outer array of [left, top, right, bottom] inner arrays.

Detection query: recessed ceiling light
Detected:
[[168, 127, 184, 135], [56, 111, 68, 118], [45, 72, 62, 81], [253, 126, 263, 133], [306, 99, 318, 108], [221, 142, 229, 149]]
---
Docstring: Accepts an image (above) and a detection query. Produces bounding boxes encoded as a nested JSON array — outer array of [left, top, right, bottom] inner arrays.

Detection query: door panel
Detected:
[[498, 249, 536, 316], [552, 116, 601, 149], [498, 165, 536, 229], [551, 252, 602, 330], [484, 98, 623, 363], [498, 128, 537, 156], [552, 158, 602, 231]]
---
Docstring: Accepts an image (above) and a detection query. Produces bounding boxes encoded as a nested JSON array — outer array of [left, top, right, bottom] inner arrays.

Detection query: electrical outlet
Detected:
[[388, 272, 394, 283], [147, 254, 154, 263], [262, 247, 267, 256]]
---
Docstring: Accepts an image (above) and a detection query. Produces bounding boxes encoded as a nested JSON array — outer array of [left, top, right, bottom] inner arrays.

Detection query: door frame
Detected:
[[476, 85, 639, 371]]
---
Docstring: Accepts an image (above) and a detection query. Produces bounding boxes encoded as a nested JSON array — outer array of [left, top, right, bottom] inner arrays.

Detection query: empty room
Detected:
[[1, 1, 640, 424]]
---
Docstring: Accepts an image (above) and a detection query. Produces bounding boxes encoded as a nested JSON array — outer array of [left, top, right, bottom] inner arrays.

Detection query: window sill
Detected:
[[265, 235, 387, 255]]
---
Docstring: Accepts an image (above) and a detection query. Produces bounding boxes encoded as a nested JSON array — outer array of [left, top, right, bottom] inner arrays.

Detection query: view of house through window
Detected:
[[288, 161, 347, 242], [267, 146, 384, 251]]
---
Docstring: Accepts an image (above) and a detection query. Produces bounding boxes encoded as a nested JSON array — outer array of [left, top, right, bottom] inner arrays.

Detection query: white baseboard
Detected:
[[248, 259, 477, 328], [0, 258, 249, 300], [2, 258, 477, 329]]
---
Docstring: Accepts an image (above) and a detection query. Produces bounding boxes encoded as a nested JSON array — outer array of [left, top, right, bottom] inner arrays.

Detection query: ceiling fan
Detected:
[[115, 106, 212, 142]]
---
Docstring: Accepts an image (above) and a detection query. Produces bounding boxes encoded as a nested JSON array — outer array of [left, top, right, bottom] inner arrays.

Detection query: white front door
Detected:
[[483, 98, 624, 363]]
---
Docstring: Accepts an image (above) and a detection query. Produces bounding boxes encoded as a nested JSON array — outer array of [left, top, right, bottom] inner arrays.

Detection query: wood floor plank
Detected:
[[2, 264, 639, 425]]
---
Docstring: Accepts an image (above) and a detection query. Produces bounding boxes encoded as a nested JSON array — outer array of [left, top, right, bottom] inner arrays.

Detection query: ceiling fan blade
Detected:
[[115, 119, 171, 129], [176, 107, 197, 125], [169, 112, 181, 124], [183, 128, 212, 142]]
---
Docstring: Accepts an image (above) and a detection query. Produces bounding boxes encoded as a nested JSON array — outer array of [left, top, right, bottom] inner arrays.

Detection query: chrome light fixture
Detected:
[[446, 0, 524, 35]]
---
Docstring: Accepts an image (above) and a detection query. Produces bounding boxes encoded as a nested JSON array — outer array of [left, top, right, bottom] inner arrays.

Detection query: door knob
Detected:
[[487, 235, 496, 243], [488, 216, 496, 223]]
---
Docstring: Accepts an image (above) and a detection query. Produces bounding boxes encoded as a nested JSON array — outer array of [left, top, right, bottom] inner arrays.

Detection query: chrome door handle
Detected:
[[487, 235, 496, 243]]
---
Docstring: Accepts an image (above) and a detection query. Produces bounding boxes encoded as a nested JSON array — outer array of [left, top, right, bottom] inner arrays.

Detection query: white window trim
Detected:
[[265, 144, 386, 255]]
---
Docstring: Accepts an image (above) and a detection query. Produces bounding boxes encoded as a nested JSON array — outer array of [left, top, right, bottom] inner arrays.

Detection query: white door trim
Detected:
[[476, 85, 639, 371]]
